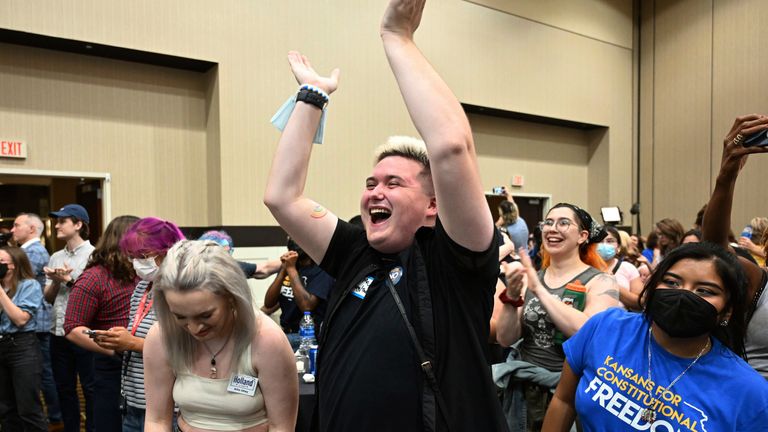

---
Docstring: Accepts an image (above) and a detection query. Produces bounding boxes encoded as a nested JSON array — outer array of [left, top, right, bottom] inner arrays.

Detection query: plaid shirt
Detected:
[[63, 264, 138, 333], [21, 239, 52, 333]]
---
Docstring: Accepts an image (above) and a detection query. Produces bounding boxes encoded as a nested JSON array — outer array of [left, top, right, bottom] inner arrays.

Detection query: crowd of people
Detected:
[[1, 1, 768, 431]]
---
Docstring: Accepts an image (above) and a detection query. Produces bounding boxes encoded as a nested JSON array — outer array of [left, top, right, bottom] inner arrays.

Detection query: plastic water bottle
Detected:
[[299, 311, 317, 347], [741, 226, 753, 239], [297, 312, 317, 374], [553, 281, 587, 344]]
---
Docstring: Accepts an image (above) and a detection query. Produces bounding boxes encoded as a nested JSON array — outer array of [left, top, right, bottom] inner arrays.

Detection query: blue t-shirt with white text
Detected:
[[564, 308, 768, 432]]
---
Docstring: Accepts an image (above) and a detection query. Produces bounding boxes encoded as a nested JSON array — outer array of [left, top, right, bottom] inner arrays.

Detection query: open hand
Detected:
[[381, 0, 426, 39], [287, 51, 339, 95]]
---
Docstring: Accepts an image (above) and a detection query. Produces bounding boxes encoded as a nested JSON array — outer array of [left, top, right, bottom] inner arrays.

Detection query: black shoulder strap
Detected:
[[385, 275, 452, 432], [120, 351, 130, 415], [611, 258, 623, 275]]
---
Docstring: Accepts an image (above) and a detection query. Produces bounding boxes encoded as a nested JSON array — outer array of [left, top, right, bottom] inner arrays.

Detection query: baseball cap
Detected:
[[49, 204, 90, 224]]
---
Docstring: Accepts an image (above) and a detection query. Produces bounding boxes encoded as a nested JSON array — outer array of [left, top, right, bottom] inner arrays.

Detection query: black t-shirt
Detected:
[[277, 264, 334, 333], [317, 218, 508, 432]]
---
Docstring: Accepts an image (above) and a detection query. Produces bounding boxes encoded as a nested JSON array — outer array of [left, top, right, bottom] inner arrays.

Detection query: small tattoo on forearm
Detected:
[[310, 204, 328, 219]]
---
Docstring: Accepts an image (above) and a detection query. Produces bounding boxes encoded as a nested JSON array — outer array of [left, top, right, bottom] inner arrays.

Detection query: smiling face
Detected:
[[54, 217, 81, 241], [360, 156, 436, 254], [656, 258, 730, 321], [164, 289, 233, 341], [541, 207, 588, 257]]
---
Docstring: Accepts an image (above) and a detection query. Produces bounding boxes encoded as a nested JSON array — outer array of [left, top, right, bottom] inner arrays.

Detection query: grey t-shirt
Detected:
[[746, 278, 768, 378], [520, 267, 601, 372]]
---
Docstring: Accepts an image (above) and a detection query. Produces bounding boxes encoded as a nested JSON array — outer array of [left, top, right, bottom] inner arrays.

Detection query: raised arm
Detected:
[[702, 115, 768, 246], [702, 114, 768, 298], [263, 256, 289, 310], [380, 0, 493, 252], [263, 52, 340, 264], [284, 255, 321, 312], [496, 260, 526, 346]]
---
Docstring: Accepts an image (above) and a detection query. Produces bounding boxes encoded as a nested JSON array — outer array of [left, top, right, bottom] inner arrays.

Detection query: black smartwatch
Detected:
[[65, 279, 75, 288]]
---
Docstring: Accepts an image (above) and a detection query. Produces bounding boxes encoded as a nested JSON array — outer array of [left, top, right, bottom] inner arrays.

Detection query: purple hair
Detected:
[[119, 217, 185, 258]]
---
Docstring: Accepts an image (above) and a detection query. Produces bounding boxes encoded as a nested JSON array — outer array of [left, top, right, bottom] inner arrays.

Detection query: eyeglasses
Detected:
[[538, 218, 575, 233]]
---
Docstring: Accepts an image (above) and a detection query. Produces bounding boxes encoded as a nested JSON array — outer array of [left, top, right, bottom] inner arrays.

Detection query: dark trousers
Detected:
[[93, 353, 122, 431], [0, 332, 47, 431], [37, 332, 62, 423], [51, 335, 95, 432]]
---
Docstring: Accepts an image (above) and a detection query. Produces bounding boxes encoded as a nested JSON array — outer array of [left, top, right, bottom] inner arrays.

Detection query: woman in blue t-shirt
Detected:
[[543, 242, 768, 431], [0, 246, 47, 430]]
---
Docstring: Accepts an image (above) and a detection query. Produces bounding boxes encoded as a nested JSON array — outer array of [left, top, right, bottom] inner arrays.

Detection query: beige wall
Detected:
[[0, 0, 634, 229], [0, 42, 210, 225], [640, 0, 768, 235], [470, 114, 591, 208]]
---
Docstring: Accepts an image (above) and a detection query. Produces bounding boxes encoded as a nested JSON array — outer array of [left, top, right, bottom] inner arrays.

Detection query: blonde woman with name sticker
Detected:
[[143, 240, 297, 432]]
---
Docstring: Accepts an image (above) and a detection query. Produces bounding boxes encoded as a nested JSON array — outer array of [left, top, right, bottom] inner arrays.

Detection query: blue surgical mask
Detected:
[[597, 243, 617, 261]]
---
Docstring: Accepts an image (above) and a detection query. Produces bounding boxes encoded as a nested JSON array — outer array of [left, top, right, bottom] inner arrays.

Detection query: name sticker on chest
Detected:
[[227, 374, 258, 396], [351, 276, 375, 299]]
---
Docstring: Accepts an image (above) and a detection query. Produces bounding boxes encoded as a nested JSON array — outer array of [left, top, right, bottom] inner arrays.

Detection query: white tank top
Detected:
[[172, 343, 268, 430]]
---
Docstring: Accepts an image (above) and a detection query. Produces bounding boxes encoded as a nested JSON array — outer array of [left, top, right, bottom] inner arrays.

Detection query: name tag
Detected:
[[352, 276, 375, 299], [227, 374, 258, 396]]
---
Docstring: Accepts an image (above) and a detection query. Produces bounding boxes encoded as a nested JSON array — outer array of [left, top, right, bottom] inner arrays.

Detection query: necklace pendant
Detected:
[[210, 366, 217, 379], [640, 408, 656, 424]]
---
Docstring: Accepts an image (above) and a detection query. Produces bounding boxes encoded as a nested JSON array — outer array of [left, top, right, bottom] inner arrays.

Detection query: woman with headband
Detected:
[[496, 203, 620, 431]]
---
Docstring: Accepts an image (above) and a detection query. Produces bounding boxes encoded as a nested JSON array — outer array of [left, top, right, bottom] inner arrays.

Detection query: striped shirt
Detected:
[[122, 280, 155, 409]]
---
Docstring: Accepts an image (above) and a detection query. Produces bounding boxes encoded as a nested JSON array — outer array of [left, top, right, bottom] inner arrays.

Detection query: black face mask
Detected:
[[647, 288, 719, 338], [0, 262, 8, 279]]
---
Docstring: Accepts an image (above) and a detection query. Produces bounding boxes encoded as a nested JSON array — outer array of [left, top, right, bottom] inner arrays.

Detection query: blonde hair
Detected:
[[154, 240, 258, 373], [617, 230, 631, 257], [373, 136, 432, 195], [750, 217, 768, 245]]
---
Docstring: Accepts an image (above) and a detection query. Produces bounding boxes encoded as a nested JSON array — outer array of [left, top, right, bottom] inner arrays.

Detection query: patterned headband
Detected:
[[551, 203, 607, 244]]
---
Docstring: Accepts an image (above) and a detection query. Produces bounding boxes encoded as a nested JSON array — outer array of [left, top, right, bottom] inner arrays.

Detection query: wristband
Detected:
[[270, 84, 329, 144], [499, 291, 524, 307], [296, 88, 327, 110], [299, 84, 330, 102]]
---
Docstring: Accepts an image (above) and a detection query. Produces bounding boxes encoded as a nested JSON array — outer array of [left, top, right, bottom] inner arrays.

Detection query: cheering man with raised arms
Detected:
[[264, 1, 507, 431]]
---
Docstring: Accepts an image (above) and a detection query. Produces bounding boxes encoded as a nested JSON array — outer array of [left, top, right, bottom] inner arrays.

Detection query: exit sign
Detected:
[[0, 140, 26, 159]]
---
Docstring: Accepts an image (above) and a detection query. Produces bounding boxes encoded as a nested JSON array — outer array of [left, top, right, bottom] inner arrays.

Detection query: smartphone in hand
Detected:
[[744, 129, 768, 147], [82, 329, 98, 338]]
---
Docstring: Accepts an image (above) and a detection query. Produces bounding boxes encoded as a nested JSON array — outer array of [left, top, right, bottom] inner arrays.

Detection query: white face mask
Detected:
[[133, 257, 159, 282]]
